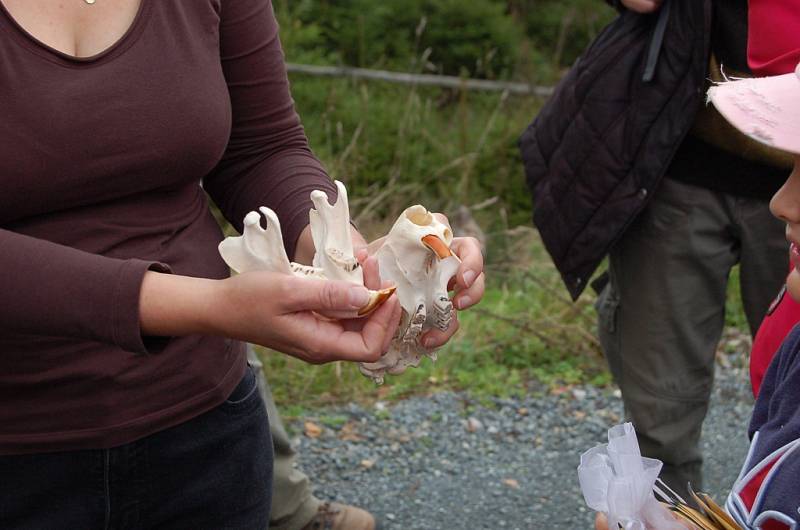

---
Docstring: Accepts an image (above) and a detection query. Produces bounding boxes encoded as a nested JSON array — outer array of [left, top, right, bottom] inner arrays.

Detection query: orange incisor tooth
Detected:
[[357, 286, 397, 316], [421, 235, 452, 259]]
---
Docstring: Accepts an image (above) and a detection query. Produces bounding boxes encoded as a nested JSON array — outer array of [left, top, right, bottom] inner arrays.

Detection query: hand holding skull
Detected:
[[218, 181, 485, 381]]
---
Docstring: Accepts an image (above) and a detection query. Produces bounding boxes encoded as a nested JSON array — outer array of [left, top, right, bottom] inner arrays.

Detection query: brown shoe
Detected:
[[299, 502, 378, 530]]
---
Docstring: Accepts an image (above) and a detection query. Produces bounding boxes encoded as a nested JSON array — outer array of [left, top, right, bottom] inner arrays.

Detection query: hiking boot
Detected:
[[299, 502, 378, 530]]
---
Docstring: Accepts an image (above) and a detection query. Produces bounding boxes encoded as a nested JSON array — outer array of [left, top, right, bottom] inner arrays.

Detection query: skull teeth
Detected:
[[357, 286, 397, 317], [403, 304, 426, 342]]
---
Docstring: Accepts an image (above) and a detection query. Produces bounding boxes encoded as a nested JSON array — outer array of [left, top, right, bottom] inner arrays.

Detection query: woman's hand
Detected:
[[139, 270, 402, 364], [620, 0, 662, 13], [216, 271, 402, 363], [363, 213, 485, 350], [421, 229, 485, 349], [426, 213, 485, 349]]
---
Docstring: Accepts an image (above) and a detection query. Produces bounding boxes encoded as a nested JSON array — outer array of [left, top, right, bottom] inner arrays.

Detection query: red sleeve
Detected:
[[748, 0, 800, 76], [751, 278, 800, 397], [0, 228, 171, 354], [203, 0, 338, 261]]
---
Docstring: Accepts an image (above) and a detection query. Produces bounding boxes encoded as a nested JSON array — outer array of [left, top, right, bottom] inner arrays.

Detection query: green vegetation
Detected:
[[276, 0, 616, 82], [287, 77, 536, 230], [241, 1, 753, 413]]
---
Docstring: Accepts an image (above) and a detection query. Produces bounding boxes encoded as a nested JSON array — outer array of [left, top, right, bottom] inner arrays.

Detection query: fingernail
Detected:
[[462, 270, 476, 287], [349, 286, 370, 308], [456, 296, 472, 310]]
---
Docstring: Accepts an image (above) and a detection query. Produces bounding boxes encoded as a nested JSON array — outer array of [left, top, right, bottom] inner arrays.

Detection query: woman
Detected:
[[0, 0, 485, 527]]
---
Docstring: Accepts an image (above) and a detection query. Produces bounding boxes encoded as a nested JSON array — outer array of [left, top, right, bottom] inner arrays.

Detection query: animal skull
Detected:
[[218, 182, 460, 383], [359, 205, 461, 384], [218, 181, 393, 316]]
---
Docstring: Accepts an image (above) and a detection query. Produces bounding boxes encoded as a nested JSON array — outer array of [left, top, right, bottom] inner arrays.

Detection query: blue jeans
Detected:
[[0, 365, 273, 529]]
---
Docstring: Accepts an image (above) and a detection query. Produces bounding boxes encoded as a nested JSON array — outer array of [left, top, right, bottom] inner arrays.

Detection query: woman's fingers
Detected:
[[448, 236, 485, 312], [360, 254, 382, 290], [296, 295, 401, 363], [217, 271, 401, 364], [381, 297, 402, 352], [283, 277, 372, 319], [432, 212, 451, 229], [450, 236, 484, 291], [454, 272, 484, 311], [429, 211, 484, 295], [419, 313, 460, 350], [281, 260, 388, 320], [346, 295, 400, 361]]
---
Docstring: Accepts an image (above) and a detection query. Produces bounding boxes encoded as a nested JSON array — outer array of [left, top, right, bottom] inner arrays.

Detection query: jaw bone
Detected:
[[358, 205, 461, 384], [218, 181, 391, 316], [219, 208, 294, 277], [310, 181, 363, 284]]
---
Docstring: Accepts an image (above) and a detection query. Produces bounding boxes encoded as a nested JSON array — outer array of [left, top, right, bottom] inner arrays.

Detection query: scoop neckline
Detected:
[[0, 0, 151, 67]]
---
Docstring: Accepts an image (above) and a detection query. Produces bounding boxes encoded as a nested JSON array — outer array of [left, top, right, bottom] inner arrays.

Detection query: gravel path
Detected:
[[288, 352, 754, 529]]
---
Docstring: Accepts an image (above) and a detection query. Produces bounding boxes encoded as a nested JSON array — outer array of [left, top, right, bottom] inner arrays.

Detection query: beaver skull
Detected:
[[358, 205, 461, 384]]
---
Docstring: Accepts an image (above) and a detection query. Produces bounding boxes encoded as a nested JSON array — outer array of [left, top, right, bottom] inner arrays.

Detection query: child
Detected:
[[708, 64, 800, 528], [711, 9, 800, 523], [741, 0, 800, 398], [597, 60, 800, 530]]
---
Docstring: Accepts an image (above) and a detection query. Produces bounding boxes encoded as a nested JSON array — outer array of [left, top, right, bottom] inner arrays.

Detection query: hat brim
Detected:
[[708, 70, 800, 156]]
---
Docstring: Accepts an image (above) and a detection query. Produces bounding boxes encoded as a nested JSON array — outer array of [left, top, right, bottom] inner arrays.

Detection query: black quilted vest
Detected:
[[519, 0, 711, 300]]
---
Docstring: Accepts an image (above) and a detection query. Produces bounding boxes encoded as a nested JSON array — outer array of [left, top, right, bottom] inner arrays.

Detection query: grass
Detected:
[[287, 76, 541, 235], [725, 266, 748, 332]]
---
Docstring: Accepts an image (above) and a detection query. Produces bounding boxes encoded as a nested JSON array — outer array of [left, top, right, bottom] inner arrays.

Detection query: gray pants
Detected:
[[247, 347, 321, 530], [596, 177, 786, 495]]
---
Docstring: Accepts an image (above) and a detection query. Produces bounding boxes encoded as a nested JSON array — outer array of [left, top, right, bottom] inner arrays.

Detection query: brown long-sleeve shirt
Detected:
[[0, 0, 337, 454]]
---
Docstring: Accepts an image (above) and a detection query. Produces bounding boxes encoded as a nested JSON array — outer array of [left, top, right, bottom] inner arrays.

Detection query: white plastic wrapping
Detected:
[[578, 423, 686, 530]]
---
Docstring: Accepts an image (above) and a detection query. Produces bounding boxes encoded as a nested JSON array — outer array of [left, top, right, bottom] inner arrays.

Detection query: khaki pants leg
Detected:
[[597, 178, 785, 497], [247, 347, 321, 530]]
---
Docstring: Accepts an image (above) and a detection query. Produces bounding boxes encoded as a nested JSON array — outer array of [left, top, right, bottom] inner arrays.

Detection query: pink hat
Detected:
[[708, 63, 800, 156]]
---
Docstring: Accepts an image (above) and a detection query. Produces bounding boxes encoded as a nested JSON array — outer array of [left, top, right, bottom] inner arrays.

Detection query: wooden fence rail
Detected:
[[286, 63, 554, 98]]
